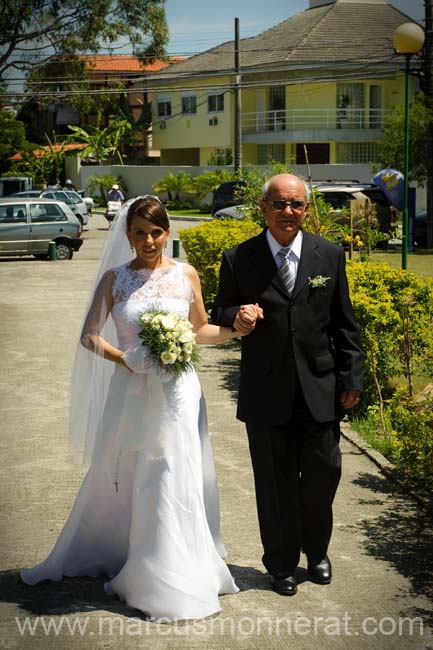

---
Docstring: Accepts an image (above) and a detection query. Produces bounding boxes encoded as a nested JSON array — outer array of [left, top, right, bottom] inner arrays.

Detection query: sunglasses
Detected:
[[268, 199, 306, 211]]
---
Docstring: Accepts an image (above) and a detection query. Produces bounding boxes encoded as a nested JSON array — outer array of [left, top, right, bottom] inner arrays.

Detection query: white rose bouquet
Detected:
[[137, 309, 199, 377]]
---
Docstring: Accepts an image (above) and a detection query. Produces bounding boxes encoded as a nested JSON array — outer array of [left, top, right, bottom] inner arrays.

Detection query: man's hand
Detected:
[[340, 389, 361, 409], [233, 303, 264, 335]]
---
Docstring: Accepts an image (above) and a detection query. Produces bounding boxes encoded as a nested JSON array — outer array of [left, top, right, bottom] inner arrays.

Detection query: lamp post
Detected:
[[393, 23, 425, 270]]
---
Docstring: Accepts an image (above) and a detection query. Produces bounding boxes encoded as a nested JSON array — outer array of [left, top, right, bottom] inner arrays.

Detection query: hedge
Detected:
[[179, 220, 261, 307], [180, 221, 433, 489]]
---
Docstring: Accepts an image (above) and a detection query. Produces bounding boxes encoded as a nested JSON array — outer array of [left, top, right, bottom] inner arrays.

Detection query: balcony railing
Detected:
[[242, 108, 390, 133]]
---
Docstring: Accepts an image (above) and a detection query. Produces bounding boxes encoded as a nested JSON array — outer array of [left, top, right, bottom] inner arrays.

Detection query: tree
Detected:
[[8, 132, 67, 185], [0, 0, 168, 84], [25, 57, 126, 116], [153, 172, 193, 203], [66, 113, 131, 164], [0, 107, 27, 173], [191, 169, 235, 203], [376, 92, 433, 187]]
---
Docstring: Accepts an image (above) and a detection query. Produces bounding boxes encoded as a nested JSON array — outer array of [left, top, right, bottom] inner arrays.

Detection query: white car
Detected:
[[12, 189, 89, 226], [78, 191, 94, 215]]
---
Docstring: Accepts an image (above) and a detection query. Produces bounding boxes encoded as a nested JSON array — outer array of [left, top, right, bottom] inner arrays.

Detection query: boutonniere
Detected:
[[308, 275, 331, 288]]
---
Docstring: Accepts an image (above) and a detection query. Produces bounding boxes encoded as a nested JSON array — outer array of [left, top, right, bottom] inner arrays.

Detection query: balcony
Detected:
[[241, 108, 390, 143]]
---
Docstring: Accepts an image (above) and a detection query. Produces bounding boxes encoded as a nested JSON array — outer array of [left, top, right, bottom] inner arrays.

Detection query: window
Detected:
[[207, 148, 233, 165], [257, 144, 285, 165], [0, 204, 27, 223], [182, 95, 197, 115], [30, 203, 67, 222], [157, 99, 171, 118], [43, 191, 72, 205], [208, 92, 224, 113], [336, 142, 379, 164]]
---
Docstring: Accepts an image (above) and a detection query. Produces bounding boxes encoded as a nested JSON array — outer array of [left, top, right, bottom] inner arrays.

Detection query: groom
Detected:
[[211, 173, 363, 596]]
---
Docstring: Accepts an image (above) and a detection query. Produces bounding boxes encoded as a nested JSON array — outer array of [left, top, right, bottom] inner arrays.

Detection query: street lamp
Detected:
[[393, 23, 425, 270]]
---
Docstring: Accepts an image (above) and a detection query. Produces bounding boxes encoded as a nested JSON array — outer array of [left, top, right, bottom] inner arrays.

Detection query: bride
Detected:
[[20, 195, 253, 622]]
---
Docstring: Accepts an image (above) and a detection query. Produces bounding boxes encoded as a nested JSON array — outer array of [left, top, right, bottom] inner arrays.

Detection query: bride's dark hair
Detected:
[[127, 196, 169, 231]]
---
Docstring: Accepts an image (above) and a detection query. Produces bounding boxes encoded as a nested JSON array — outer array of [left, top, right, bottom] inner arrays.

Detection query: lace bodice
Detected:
[[111, 261, 194, 351]]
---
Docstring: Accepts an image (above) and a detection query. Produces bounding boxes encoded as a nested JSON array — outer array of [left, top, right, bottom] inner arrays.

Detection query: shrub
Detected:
[[179, 220, 261, 307], [347, 261, 433, 489], [347, 261, 433, 404], [387, 388, 433, 490], [166, 199, 193, 210]]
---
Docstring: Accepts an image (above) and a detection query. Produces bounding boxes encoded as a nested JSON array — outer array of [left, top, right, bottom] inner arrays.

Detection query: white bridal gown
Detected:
[[21, 261, 238, 621]]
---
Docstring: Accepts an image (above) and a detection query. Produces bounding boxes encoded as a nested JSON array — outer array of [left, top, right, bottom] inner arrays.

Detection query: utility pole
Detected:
[[423, 0, 433, 247], [234, 17, 242, 176]]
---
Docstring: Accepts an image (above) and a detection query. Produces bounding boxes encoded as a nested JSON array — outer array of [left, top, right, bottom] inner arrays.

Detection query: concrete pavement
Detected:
[[0, 213, 432, 649]]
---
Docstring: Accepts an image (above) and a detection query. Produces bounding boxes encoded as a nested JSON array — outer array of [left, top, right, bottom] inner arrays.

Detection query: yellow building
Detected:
[[141, 0, 421, 167]]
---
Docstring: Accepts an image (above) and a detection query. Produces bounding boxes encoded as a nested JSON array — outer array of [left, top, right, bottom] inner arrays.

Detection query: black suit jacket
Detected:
[[211, 229, 364, 424]]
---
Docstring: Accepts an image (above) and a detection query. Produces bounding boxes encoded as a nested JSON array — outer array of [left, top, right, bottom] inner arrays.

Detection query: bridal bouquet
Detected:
[[138, 309, 199, 376]]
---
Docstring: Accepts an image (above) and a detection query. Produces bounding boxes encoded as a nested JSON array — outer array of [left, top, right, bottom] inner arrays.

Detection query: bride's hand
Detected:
[[122, 344, 172, 382]]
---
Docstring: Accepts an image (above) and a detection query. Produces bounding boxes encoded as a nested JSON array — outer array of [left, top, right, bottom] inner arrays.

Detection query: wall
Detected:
[[152, 75, 233, 151], [78, 163, 427, 211]]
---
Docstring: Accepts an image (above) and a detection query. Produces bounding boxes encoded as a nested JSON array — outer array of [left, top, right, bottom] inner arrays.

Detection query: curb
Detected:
[[169, 216, 212, 222], [340, 421, 432, 515], [340, 421, 395, 475]]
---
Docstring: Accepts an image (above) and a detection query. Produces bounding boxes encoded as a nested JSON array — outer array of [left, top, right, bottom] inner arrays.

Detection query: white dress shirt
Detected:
[[266, 229, 303, 284]]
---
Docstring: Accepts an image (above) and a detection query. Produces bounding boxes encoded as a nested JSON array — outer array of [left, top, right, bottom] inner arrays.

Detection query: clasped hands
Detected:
[[233, 303, 264, 335]]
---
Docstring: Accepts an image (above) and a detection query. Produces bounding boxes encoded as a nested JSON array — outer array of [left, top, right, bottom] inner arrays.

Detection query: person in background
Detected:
[[107, 184, 124, 203], [64, 179, 77, 192]]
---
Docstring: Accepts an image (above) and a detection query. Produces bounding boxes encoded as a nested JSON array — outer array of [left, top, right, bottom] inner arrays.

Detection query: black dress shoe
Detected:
[[270, 573, 297, 596], [307, 556, 332, 584]]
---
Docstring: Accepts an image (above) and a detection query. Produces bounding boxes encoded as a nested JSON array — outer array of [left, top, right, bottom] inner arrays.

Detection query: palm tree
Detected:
[[191, 169, 235, 202], [153, 171, 193, 202]]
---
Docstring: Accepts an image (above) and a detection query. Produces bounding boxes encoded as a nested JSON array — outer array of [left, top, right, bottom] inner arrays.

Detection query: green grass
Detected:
[[168, 208, 212, 218], [368, 250, 433, 278], [351, 414, 395, 460]]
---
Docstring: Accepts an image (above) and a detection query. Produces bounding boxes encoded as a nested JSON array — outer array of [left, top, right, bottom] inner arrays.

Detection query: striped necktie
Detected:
[[277, 247, 295, 295]]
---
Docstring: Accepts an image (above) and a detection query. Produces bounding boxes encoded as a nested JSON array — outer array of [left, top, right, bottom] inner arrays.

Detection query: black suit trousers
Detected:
[[246, 378, 342, 575]]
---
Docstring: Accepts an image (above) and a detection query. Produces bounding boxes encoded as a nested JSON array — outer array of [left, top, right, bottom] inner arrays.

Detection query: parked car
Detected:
[[12, 189, 89, 226], [77, 190, 94, 216], [312, 182, 395, 235], [0, 198, 83, 260], [213, 205, 249, 221], [211, 180, 247, 215]]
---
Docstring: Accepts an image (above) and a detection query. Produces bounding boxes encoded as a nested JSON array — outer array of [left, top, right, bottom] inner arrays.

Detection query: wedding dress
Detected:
[[21, 260, 238, 621]]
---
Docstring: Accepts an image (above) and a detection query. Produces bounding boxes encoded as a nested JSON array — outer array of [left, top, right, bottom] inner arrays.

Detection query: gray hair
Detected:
[[261, 177, 310, 201]]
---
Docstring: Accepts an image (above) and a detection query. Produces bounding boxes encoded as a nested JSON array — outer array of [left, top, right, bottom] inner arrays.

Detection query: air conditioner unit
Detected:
[[159, 121, 166, 129], [209, 119, 213, 126], [213, 117, 218, 125]]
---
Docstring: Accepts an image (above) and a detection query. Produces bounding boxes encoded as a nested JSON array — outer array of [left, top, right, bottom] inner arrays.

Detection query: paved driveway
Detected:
[[0, 213, 432, 649]]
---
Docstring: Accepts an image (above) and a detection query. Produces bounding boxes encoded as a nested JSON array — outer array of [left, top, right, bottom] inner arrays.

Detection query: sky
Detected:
[[164, 0, 425, 56], [2, 0, 425, 95]]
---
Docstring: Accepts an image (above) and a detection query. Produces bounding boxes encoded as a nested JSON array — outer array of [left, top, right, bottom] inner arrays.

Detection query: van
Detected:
[[0, 177, 33, 197]]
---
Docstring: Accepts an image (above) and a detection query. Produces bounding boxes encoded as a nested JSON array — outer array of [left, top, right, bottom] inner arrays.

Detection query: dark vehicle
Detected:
[[211, 180, 247, 215], [414, 211, 428, 248], [213, 205, 249, 221], [313, 182, 395, 234], [0, 176, 33, 197]]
